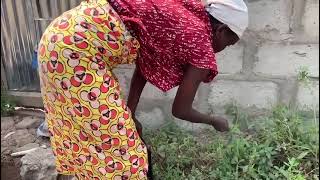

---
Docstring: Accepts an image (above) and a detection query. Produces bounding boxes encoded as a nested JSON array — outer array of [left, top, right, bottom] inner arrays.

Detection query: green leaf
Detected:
[[297, 151, 309, 160]]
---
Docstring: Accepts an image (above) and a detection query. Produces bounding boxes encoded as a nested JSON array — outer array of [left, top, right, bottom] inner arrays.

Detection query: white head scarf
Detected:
[[204, 0, 249, 38]]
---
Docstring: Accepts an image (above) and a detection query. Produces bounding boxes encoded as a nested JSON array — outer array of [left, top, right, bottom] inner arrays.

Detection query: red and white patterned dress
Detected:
[[110, 0, 218, 92]]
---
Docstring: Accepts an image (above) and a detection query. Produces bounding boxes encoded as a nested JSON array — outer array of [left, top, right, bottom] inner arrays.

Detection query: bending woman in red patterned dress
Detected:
[[112, 0, 248, 144], [38, 0, 248, 179]]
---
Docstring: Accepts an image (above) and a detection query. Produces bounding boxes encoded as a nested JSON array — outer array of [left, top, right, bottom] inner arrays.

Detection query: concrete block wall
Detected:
[[114, 0, 319, 129]]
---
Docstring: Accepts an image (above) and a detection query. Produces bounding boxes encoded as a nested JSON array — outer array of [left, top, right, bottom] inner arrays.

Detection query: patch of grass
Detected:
[[1, 89, 16, 116], [144, 105, 319, 180], [297, 66, 311, 87]]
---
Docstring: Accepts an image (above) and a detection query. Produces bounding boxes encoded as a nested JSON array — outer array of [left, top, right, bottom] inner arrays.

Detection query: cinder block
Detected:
[[247, 0, 291, 34], [208, 80, 279, 109], [216, 44, 244, 74], [302, 0, 319, 40], [254, 43, 319, 77], [165, 87, 200, 102], [296, 80, 319, 109]]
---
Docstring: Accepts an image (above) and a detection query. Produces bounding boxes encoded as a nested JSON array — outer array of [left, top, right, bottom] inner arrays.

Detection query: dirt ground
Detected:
[[1, 155, 22, 180], [1, 114, 45, 180]]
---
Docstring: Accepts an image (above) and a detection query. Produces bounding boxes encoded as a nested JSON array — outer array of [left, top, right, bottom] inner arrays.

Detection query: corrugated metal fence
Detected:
[[1, 0, 81, 92]]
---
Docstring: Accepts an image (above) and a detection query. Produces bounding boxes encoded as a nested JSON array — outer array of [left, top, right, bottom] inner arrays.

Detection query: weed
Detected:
[[297, 66, 311, 87], [296, 66, 318, 126], [1, 89, 16, 116]]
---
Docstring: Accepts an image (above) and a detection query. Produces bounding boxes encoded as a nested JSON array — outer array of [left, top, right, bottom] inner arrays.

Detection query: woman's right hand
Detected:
[[172, 65, 230, 133], [211, 116, 230, 132]]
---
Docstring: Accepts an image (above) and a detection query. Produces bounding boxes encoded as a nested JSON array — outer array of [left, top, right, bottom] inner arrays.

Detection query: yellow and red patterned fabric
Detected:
[[38, 0, 148, 179]]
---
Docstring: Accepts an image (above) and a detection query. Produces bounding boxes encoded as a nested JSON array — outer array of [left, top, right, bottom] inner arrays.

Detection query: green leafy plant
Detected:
[[1, 89, 16, 116], [297, 66, 318, 131], [275, 157, 306, 180], [297, 66, 311, 86]]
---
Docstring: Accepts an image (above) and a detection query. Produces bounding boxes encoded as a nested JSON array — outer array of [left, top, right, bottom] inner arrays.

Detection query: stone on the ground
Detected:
[[35, 137, 51, 147], [1, 134, 17, 150], [14, 143, 40, 153], [1, 147, 10, 155], [4, 131, 15, 139], [1, 117, 15, 131], [28, 128, 37, 136], [13, 116, 22, 123], [20, 147, 57, 180], [16, 116, 42, 129], [13, 129, 36, 147]]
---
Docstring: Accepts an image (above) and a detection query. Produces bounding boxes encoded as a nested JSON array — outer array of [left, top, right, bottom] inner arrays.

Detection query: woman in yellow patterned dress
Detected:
[[38, 0, 148, 179]]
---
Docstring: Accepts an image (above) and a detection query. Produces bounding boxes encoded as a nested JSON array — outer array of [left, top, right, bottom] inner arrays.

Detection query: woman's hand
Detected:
[[211, 116, 229, 132], [172, 64, 230, 132]]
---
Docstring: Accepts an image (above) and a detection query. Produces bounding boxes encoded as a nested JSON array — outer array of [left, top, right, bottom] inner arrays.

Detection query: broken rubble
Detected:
[[16, 116, 42, 129], [20, 148, 57, 180], [1, 116, 15, 131], [13, 129, 36, 147], [14, 143, 39, 153]]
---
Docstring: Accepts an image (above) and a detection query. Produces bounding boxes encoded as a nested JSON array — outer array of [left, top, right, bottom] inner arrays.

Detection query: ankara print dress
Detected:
[[37, 1, 148, 179]]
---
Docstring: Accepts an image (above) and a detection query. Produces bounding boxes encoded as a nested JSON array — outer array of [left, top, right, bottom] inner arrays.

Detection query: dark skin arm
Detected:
[[127, 67, 147, 136], [172, 64, 229, 131], [127, 64, 229, 136], [172, 65, 212, 124]]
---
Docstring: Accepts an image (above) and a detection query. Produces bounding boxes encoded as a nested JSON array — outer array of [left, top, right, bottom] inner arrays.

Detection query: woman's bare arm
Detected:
[[127, 64, 229, 133], [172, 64, 229, 132], [127, 66, 147, 135], [127, 67, 146, 116]]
